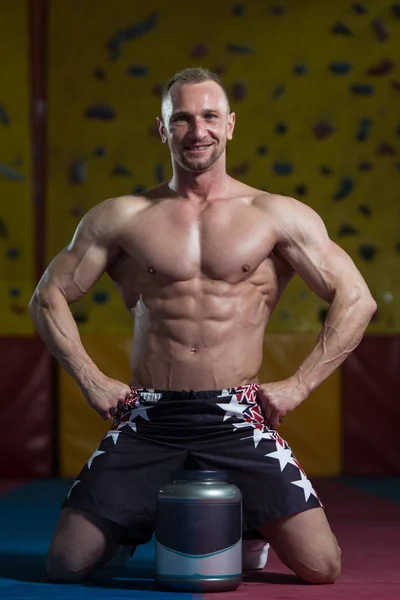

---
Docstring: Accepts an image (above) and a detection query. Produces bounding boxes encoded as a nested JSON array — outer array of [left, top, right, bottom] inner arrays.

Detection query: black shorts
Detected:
[[63, 384, 322, 545]]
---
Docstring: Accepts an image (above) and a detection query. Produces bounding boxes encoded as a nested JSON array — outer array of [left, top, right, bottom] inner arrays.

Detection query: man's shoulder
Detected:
[[253, 192, 302, 212]]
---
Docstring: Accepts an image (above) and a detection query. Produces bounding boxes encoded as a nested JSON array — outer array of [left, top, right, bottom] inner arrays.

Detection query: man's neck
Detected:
[[169, 160, 231, 202]]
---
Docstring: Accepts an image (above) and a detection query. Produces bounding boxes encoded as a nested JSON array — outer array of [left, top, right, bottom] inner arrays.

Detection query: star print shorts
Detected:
[[63, 383, 323, 545]]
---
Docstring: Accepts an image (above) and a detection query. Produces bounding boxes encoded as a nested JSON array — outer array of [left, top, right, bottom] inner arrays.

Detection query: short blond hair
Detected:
[[162, 67, 231, 111]]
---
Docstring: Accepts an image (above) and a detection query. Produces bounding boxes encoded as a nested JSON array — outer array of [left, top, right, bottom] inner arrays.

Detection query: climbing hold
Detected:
[[111, 164, 132, 176], [0, 104, 9, 126], [226, 43, 253, 54], [353, 3, 368, 14], [72, 311, 88, 324], [231, 162, 249, 175], [338, 223, 359, 236], [127, 65, 149, 76], [356, 118, 372, 141], [155, 163, 164, 183], [231, 82, 247, 102], [331, 22, 353, 35], [333, 178, 353, 200], [358, 204, 372, 217], [191, 44, 208, 59], [350, 84, 374, 95], [271, 4, 285, 15], [85, 105, 116, 120], [313, 120, 336, 140], [376, 143, 396, 156], [358, 161, 373, 171], [69, 160, 86, 184], [294, 184, 307, 196], [93, 291, 110, 304], [6, 248, 20, 258], [275, 122, 288, 134], [93, 147, 106, 157], [293, 64, 308, 75], [107, 13, 159, 60], [320, 165, 333, 176], [93, 68, 107, 80], [272, 85, 286, 99], [367, 59, 394, 76], [232, 4, 244, 16], [372, 19, 388, 42], [358, 244, 377, 261], [329, 62, 352, 75], [257, 145, 268, 155], [273, 162, 294, 175], [0, 219, 8, 238], [0, 164, 25, 182], [8, 287, 21, 299]]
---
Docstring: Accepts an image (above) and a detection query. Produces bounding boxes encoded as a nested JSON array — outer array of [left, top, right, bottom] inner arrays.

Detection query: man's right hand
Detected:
[[81, 376, 132, 420]]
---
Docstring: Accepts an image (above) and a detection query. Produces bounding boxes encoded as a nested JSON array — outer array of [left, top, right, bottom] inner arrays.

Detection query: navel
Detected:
[[242, 264, 250, 272], [190, 348, 198, 354], [148, 266, 156, 274]]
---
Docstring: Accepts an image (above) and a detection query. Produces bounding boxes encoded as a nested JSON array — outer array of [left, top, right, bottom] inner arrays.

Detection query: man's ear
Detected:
[[157, 117, 167, 143], [227, 112, 236, 141]]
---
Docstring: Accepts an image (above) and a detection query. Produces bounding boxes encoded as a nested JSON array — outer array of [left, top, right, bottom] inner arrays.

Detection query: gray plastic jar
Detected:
[[155, 470, 242, 592]]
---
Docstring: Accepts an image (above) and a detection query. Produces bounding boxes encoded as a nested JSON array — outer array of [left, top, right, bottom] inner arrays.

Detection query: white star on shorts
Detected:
[[87, 449, 106, 469], [291, 470, 318, 502], [265, 440, 297, 471], [104, 430, 121, 445], [66, 479, 81, 500], [217, 395, 248, 421]]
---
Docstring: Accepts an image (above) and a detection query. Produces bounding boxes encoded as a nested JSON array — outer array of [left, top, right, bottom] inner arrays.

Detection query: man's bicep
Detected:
[[280, 234, 368, 304]]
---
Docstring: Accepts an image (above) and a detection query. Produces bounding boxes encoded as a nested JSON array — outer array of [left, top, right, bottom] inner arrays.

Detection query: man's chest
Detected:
[[120, 201, 276, 283]]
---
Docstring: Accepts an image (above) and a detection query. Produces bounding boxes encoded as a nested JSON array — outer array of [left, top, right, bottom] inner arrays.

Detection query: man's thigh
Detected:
[[258, 507, 341, 584]]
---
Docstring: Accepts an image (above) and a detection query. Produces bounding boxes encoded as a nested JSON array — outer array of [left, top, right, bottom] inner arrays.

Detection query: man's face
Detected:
[[158, 81, 235, 172]]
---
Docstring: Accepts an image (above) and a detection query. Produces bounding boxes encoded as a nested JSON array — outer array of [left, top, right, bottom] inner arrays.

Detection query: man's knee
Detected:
[[296, 545, 341, 584], [46, 551, 94, 583]]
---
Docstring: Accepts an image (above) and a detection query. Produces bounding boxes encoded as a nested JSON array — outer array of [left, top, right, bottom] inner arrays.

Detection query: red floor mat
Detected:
[[205, 479, 400, 599]]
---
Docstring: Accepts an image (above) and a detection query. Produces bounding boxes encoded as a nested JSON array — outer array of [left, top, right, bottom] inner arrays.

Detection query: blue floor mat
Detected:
[[0, 480, 192, 599]]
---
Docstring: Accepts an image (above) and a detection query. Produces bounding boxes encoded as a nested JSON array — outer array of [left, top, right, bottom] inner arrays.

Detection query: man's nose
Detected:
[[191, 116, 207, 138]]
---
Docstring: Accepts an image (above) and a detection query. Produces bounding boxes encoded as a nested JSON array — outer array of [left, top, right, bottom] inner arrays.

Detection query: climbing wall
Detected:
[[47, 0, 400, 476], [0, 3, 35, 334]]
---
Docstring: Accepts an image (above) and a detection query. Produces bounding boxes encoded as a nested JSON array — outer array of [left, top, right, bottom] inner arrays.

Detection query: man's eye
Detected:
[[205, 114, 217, 120]]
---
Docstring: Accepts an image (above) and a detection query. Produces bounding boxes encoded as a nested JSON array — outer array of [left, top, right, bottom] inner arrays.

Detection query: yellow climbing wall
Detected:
[[47, 0, 400, 333], [0, 4, 34, 334]]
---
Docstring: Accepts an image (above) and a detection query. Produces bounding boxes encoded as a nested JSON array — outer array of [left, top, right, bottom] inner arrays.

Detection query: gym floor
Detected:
[[1, 478, 399, 599]]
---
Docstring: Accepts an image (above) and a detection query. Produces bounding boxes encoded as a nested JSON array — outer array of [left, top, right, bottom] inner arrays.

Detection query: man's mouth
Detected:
[[185, 144, 212, 151]]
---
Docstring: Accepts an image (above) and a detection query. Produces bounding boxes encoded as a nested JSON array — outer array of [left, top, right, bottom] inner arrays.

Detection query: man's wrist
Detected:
[[292, 371, 310, 403]]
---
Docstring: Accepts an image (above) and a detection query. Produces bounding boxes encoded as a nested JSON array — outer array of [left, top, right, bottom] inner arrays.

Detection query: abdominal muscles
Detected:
[[129, 276, 273, 391]]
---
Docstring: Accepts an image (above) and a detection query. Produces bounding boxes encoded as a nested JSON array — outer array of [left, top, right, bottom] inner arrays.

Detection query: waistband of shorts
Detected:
[[129, 383, 259, 400]]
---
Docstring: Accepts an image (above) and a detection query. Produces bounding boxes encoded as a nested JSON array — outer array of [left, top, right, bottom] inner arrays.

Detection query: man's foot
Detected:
[[103, 545, 136, 568], [242, 539, 270, 571]]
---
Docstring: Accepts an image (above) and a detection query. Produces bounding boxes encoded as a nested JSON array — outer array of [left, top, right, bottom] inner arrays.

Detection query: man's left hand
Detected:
[[257, 376, 307, 428]]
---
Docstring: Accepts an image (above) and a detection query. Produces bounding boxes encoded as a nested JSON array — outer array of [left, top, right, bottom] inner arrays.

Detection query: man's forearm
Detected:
[[29, 287, 103, 389], [295, 293, 376, 397]]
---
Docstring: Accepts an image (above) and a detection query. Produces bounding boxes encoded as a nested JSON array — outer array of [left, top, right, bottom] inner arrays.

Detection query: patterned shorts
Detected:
[[63, 384, 322, 545]]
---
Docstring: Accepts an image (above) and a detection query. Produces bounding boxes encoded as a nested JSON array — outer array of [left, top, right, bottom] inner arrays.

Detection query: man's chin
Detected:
[[181, 155, 219, 172]]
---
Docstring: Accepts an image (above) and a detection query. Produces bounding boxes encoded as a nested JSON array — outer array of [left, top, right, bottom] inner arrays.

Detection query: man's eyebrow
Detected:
[[170, 109, 221, 120], [170, 111, 191, 120]]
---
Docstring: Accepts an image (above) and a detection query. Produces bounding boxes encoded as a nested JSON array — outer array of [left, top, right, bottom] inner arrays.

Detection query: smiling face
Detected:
[[158, 80, 236, 173]]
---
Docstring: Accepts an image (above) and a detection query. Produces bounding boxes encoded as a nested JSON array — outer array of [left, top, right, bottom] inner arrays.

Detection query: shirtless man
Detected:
[[29, 67, 376, 585]]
